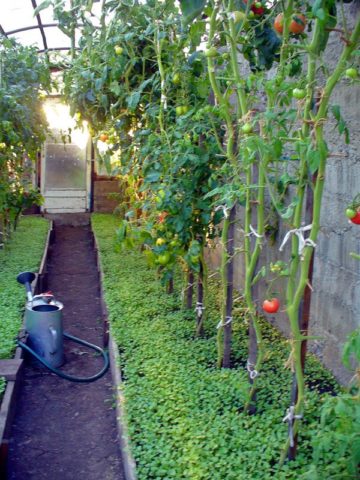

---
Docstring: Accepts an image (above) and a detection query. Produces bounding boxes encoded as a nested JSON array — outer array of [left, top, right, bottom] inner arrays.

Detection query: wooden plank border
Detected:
[[93, 232, 137, 480], [0, 219, 53, 473]]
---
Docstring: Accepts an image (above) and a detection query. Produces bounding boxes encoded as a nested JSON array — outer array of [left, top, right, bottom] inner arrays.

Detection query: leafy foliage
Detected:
[[0, 38, 50, 237], [0, 216, 49, 360], [0, 377, 5, 398], [301, 329, 360, 480]]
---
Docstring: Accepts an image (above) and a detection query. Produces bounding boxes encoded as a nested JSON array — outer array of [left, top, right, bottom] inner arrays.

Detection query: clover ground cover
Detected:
[[92, 213, 347, 480]]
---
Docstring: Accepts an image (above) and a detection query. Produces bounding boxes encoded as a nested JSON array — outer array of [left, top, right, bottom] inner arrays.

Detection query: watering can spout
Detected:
[[17, 271, 36, 302]]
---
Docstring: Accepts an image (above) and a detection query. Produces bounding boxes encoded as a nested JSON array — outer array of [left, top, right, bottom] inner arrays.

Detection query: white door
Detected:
[[41, 99, 90, 213]]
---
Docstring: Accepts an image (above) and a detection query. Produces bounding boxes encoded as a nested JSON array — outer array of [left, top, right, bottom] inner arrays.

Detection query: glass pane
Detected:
[[45, 143, 86, 190], [9, 30, 44, 49], [2, 0, 36, 32], [45, 27, 72, 50]]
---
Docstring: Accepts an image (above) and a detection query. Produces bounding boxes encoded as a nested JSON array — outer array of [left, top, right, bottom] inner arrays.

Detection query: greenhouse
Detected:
[[0, 1, 359, 479]]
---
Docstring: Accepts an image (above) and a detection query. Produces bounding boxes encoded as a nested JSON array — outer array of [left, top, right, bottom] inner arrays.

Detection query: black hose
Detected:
[[17, 332, 109, 383]]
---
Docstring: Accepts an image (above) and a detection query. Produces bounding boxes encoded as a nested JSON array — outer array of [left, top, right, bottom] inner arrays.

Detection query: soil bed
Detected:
[[6, 223, 124, 480]]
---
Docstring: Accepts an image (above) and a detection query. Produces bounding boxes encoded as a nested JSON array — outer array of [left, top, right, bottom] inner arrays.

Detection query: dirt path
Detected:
[[6, 224, 124, 480]]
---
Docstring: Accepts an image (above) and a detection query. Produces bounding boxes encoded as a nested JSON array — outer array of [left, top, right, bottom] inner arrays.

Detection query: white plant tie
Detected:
[[279, 224, 316, 258], [216, 316, 233, 329], [246, 225, 264, 238], [195, 302, 205, 317], [161, 92, 167, 110], [246, 360, 258, 380], [215, 205, 229, 219], [282, 405, 303, 447]]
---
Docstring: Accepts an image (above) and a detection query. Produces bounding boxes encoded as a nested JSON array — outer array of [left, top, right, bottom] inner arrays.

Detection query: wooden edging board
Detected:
[[0, 219, 53, 471], [93, 233, 137, 480]]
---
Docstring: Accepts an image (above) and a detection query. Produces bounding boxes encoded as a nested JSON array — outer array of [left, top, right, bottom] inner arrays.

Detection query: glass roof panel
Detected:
[[9, 29, 44, 49], [0, 0, 102, 51], [38, 6, 57, 25], [44, 26, 72, 50], [1, 0, 37, 33]]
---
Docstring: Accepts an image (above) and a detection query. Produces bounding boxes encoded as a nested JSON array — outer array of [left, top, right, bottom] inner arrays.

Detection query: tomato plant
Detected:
[[0, 38, 49, 239]]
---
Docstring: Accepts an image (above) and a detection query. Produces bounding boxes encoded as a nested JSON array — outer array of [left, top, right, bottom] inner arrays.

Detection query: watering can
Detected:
[[16, 271, 109, 383], [17, 272, 64, 368]]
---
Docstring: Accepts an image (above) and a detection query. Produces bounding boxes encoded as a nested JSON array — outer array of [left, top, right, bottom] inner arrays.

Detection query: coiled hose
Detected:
[[18, 332, 109, 383]]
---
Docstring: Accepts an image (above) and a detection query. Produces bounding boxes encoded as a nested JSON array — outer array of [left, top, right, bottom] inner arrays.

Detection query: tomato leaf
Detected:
[[306, 147, 321, 174], [33, 0, 52, 16], [179, 0, 207, 25], [331, 105, 350, 144], [251, 266, 267, 286]]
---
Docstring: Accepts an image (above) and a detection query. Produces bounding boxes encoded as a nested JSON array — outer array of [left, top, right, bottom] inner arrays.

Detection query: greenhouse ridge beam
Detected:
[[31, 0, 48, 51]]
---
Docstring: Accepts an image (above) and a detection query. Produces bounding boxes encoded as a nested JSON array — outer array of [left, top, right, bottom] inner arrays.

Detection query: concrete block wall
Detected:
[[206, 2, 360, 384]]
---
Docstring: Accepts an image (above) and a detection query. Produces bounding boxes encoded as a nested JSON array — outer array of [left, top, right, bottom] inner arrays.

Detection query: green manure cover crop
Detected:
[[0, 377, 5, 396], [0, 216, 49, 361], [92, 214, 354, 480]]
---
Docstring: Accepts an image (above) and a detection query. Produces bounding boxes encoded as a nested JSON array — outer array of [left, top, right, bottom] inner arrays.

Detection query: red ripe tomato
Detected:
[[274, 13, 306, 35], [99, 133, 109, 142], [290, 14, 306, 34], [274, 13, 284, 33], [350, 211, 360, 225], [262, 298, 280, 314], [158, 211, 168, 223], [244, 0, 265, 16]]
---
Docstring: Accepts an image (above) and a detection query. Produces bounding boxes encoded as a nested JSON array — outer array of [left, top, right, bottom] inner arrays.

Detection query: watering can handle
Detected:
[[48, 327, 58, 354]]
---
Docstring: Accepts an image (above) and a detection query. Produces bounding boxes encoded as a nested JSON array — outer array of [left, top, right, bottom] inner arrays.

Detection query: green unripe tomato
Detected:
[[345, 208, 356, 219], [205, 47, 218, 58], [157, 252, 171, 266], [176, 105, 189, 115], [114, 45, 123, 55], [172, 73, 181, 85], [292, 88, 306, 99], [233, 11, 247, 24], [170, 240, 180, 248], [241, 122, 253, 134], [345, 68, 358, 79]]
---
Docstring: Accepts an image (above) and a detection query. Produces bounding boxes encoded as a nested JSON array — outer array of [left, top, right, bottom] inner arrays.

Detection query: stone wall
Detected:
[[206, 2, 360, 384]]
